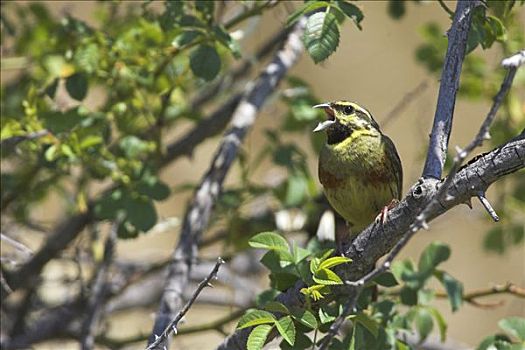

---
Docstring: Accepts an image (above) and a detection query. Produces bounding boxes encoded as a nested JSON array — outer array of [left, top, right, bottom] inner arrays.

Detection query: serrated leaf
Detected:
[[499, 317, 525, 341], [65, 72, 88, 101], [286, 1, 331, 26], [237, 310, 276, 329], [318, 256, 352, 270], [247, 324, 273, 350], [434, 270, 463, 312], [303, 11, 340, 63], [190, 45, 221, 81], [290, 308, 318, 329], [415, 308, 434, 341], [249, 231, 290, 251], [313, 267, 343, 285], [275, 316, 295, 346]]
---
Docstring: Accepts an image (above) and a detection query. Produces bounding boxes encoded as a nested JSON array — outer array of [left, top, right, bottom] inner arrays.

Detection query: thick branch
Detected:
[[148, 19, 306, 348], [217, 133, 525, 350], [422, 1, 479, 179]]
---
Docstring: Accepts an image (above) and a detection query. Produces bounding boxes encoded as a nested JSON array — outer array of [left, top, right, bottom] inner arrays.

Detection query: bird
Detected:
[[313, 100, 403, 252]]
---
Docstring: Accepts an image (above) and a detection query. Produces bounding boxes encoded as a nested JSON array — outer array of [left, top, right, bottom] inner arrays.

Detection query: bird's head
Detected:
[[313, 101, 381, 144]]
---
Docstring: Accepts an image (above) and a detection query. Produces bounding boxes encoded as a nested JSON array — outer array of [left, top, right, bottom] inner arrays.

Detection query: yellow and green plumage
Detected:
[[314, 101, 403, 247]]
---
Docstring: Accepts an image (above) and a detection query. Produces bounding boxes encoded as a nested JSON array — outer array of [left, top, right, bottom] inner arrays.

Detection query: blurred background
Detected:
[[1, 1, 524, 349]]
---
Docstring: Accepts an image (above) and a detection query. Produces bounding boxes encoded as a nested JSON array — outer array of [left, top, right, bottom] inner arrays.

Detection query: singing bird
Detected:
[[314, 101, 403, 250]]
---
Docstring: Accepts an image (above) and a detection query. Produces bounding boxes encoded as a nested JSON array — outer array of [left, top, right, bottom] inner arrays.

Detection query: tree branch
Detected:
[[2, 26, 293, 298], [80, 220, 119, 350], [422, 1, 480, 179], [146, 257, 225, 350], [148, 19, 306, 348]]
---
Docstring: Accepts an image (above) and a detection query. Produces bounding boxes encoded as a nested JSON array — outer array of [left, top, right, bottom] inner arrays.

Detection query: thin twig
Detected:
[[381, 80, 429, 128], [0, 130, 49, 149], [80, 219, 120, 350], [477, 192, 499, 222], [146, 257, 225, 350], [0, 233, 33, 258], [437, 0, 455, 17], [382, 282, 525, 309]]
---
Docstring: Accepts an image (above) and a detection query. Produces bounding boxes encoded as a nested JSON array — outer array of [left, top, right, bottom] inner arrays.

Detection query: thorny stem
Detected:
[[146, 258, 225, 350]]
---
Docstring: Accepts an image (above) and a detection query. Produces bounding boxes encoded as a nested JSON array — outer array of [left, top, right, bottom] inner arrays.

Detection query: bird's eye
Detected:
[[343, 105, 354, 115]]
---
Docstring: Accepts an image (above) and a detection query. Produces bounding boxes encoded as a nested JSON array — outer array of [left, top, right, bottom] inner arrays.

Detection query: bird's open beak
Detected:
[[313, 103, 336, 132]]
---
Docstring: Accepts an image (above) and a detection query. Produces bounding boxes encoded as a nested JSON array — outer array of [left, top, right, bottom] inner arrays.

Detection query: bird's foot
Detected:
[[375, 199, 399, 225]]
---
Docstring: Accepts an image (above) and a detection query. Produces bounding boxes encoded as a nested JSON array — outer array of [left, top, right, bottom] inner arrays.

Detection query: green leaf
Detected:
[[318, 303, 341, 324], [318, 256, 352, 270], [270, 272, 299, 291], [172, 30, 201, 48], [391, 260, 416, 284], [303, 11, 340, 63], [499, 317, 525, 341], [249, 231, 290, 251], [190, 45, 221, 81], [264, 301, 289, 314], [418, 241, 450, 275], [286, 1, 331, 26], [275, 316, 296, 346], [212, 25, 241, 59], [400, 287, 418, 306], [477, 334, 513, 350], [41, 107, 83, 134], [354, 312, 379, 338], [237, 310, 276, 329], [300, 284, 329, 301], [195, 0, 214, 22], [434, 270, 463, 311], [388, 0, 405, 19], [280, 332, 313, 350], [256, 289, 279, 308], [313, 267, 343, 285], [292, 244, 310, 264], [290, 308, 318, 329], [45, 78, 59, 99], [119, 135, 152, 159], [428, 307, 447, 342], [65, 72, 88, 101], [374, 272, 398, 287], [415, 308, 434, 341], [124, 196, 157, 232], [247, 324, 273, 350], [136, 177, 171, 201], [335, 1, 363, 29]]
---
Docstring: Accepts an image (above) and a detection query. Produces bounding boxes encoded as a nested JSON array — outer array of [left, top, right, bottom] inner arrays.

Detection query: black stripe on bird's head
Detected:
[[313, 101, 381, 144]]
